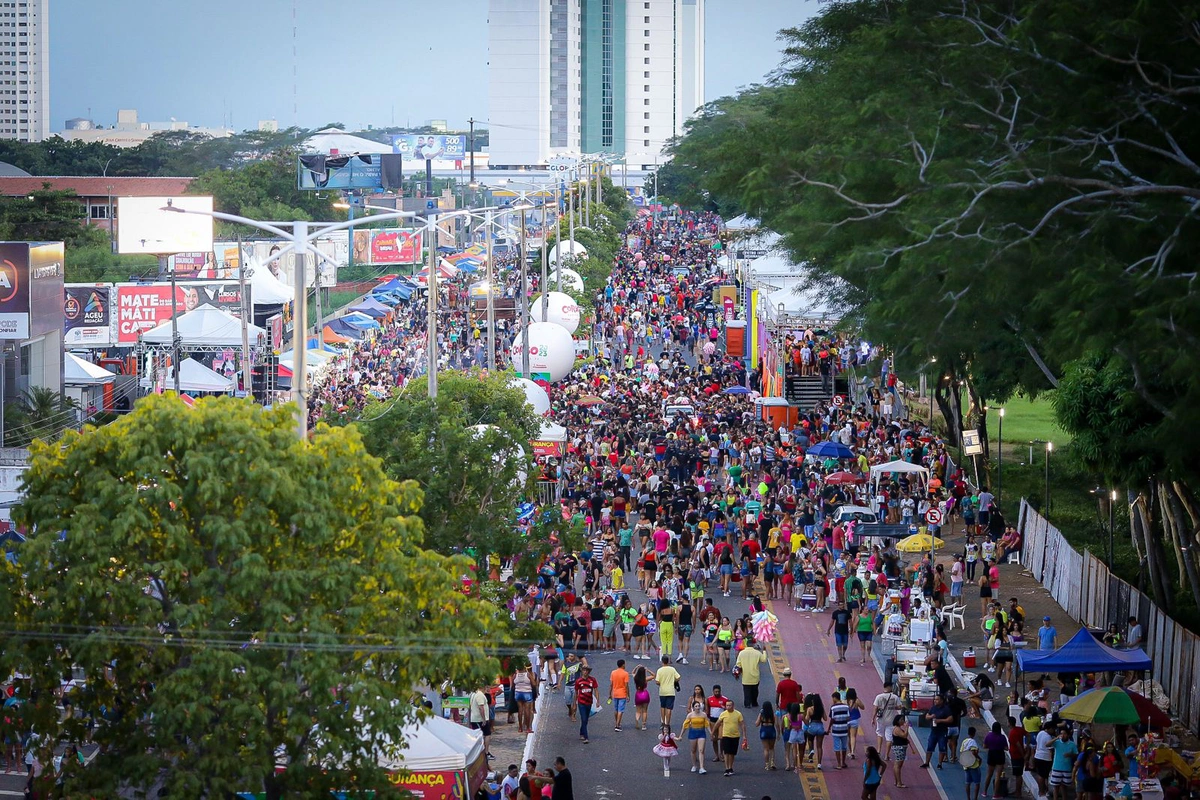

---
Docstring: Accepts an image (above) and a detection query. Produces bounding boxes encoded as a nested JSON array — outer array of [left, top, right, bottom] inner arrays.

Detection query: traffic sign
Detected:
[[963, 429, 983, 456], [832, 395, 844, 408], [925, 508, 943, 526]]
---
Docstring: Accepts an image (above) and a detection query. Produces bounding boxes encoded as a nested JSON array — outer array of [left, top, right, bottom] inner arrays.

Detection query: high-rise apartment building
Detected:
[[0, 0, 48, 142], [488, 0, 704, 169]]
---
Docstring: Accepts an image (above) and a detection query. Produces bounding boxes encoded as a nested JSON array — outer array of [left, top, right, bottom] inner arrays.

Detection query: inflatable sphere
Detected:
[[509, 376, 551, 416], [530, 291, 581, 334], [548, 270, 584, 293], [638, 260, 647, 269], [515, 321, 576, 383], [548, 240, 588, 266]]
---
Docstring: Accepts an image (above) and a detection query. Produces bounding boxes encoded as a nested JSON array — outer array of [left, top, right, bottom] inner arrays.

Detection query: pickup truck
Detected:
[[833, 505, 912, 546]]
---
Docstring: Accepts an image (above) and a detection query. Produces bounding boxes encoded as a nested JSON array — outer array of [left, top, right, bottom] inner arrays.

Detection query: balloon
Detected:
[[514, 321, 576, 383], [548, 270, 584, 293], [663, 254, 672, 262], [509, 376, 551, 416], [467, 424, 528, 487], [530, 291, 581, 334], [638, 260, 647, 268], [549, 240, 587, 266]]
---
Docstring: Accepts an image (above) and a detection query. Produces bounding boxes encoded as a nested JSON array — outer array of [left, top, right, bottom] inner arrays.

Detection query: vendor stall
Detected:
[[868, 460, 930, 516], [1014, 627, 1152, 677], [376, 715, 489, 800]]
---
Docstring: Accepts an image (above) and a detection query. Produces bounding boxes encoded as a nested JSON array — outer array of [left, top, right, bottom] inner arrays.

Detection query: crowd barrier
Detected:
[[1018, 499, 1200, 732]]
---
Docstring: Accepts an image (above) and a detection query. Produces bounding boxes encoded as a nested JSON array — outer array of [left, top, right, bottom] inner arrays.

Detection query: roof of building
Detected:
[[0, 176, 194, 197], [0, 162, 32, 178]]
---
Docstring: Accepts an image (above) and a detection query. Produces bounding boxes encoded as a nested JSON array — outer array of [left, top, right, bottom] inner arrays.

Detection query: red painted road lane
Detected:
[[769, 599, 947, 800]]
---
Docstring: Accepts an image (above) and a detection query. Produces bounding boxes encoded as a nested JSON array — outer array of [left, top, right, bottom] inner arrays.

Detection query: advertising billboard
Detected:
[[117, 196, 215, 255], [114, 282, 250, 344], [369, 230, 421, 265], [391, 134, 467, 162], [64, 284, 113, 346], [297, 154, 387, 190], [0, 242, 64, 340]]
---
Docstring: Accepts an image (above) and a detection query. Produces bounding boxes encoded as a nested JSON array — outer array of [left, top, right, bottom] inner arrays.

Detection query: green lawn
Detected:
[[992, 394, 1070, 445]]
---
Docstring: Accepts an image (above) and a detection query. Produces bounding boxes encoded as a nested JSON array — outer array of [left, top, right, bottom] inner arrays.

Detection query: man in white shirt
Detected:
[[872, 684, 903, 755], [499, 764, 520, 799]]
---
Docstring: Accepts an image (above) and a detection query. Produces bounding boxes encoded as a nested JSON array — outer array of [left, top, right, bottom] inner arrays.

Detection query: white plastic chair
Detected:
[[948, 605, 966, 631], [938, 604, 957, 628]]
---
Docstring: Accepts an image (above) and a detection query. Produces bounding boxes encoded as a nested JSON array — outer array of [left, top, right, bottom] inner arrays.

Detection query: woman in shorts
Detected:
[[890, 715, 911, 788], [680, 701, 710, 773]]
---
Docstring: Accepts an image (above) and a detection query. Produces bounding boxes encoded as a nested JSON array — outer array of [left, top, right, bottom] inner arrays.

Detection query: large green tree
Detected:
[[358, 371, 541, 565], [2, 395, 502, 799]]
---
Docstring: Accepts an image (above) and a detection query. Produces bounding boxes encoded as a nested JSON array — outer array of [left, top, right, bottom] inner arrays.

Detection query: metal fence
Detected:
[[1018, 499, 1200, 732]]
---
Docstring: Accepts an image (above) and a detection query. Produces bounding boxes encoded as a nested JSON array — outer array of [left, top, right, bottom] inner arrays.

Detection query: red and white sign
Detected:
[[115, 284, 189, 344], [723, 295, 735, 321], [832, 395, 845, 407], [925, 508, 943, 526]]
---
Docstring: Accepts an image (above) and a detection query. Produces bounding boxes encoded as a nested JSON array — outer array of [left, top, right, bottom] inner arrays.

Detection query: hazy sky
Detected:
[[50, 0, 814, 132]]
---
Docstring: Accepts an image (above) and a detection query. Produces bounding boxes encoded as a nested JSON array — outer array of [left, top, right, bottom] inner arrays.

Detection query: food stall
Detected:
[[377, 715, 489, 800]]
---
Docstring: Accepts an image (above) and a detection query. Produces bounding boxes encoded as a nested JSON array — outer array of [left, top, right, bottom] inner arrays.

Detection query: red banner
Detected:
[[370, 230, 420, 265], [387, 769, 465, 800], [115, 284, 189, 344], [531, 439, 565, 458]]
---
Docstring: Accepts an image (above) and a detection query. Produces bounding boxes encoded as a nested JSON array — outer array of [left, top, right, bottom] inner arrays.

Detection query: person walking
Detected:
[[755, 701, 779, 770], [960, 726, 982, 800], [829, 691, 852, 770], [983, 721, 1009, 797], [573, 665, 599, 744], [512, 660, 538, 735], [891, 714, 912, 788], [654, 655, 682, 727], [827, 601, 852, 662], [715, 698, 748, 777], [845, 688, 865, 758], [633, 665, 651, 730], [680, 701, 709, 774], [804, 692, 827, 771], [854, 605, 875, 665], [608, 659, 630, 732], [920, 695, 953, 769], [862, 746, 886, 800], [873, 684, 902, 759], [735, 639, 768, 708], [652, 724, 679, 777]]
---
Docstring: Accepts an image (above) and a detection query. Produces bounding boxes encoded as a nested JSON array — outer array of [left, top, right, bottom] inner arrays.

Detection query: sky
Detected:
[[50, 0, 814, 133]]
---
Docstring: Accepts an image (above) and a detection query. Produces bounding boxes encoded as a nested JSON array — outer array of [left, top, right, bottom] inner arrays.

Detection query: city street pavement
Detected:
[[532, 581, 786, 799]]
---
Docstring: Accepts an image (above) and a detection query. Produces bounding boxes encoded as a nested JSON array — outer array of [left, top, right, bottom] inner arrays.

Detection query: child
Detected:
[[653, 723, 679, 777]]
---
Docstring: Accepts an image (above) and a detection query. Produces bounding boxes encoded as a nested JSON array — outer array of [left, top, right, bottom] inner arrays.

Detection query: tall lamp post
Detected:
[[1109, 489, 1117, 569], [506, 179, 556, 322], [996, 407, 1004, 509], [1044, 441, 1053, 521], [513, 199, 535, 376]]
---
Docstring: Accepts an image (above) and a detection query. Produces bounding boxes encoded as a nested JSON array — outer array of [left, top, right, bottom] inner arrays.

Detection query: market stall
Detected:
[[868, 459, 930, 516], [64, 352, 117, 419], [375, 715, 489, 800]]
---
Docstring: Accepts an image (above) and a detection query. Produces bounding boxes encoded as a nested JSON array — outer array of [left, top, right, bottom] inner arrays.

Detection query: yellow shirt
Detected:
[[768, 528, 781, 549], [611, 567, 624, 590], [655, 665, 681, 696], [790, 532, 806, 552], [735, 647, 767, 685], [717, 708, 745, 739]]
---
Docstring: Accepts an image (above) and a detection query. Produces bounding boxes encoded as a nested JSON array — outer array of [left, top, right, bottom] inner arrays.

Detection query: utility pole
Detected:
[[519, 209, 530, 377], [485, 208, 495, 372], [568, 187, 575, 271], [313, 256, 323, 338], [427, 215, 439, 399], [555, 182, 563, 292], [292, 221, 309, 439], [540, 197, 549, 321], [468, 117, 475, 186], [237, 237, 251, 395], [165, 254, 180, 394]]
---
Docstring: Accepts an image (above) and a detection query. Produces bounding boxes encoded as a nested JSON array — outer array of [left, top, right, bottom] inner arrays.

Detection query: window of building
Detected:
[[644, 84, 650, 91], [89, 204, 109, 220], [644, 112, 650, 119], [644, 139, 650, 146], [644, 43, 649, 51], [644, 70, 650, 78], [644, 29, 649, 36], [644, 99, 650, 105], [644, 126, 650, 133], [644, 57, 650, 64], [644, 15, 649, 22]]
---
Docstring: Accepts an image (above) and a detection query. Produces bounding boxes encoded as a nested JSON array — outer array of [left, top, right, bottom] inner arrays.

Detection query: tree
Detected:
[[2, 385, 79, 447], [0, 186, 108, 250], [358, 371, 541, 565], [1, 395, 502, 799]]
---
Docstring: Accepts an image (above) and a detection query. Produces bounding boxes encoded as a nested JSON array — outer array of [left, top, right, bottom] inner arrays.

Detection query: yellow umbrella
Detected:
[[895, 532, 945, 552]]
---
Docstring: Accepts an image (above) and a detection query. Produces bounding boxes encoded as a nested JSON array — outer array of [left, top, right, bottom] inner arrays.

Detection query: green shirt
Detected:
[[745, 499, 762, 517], [618, 526, 633, 546]]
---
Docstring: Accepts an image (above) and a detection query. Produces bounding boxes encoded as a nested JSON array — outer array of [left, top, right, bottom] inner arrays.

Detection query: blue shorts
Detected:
[[926, 729, 948, 752], [835, 633, 849, 648], [613, 698, 627, 713], [660, 695, 676, 710], [515, 691, 534, 703], [965, 767, 981, 784], [832, 734, 849, 752], [720, 565, 733, 576], [688, 728, 707, 740]]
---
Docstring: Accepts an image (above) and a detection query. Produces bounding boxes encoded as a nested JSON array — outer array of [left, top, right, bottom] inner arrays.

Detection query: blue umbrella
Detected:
[[808, 440, 854, 459], [723, 385, 752, 395]]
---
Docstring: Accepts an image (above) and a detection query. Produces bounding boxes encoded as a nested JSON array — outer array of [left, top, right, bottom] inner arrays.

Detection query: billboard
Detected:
[[114, 281, 250, 344], [391, 134, 467, 161], [369, 230, 421, 265], [297, 154, 388, 190], [0, 242, 64, 340], [64, 284, 113, 346], [117, 196, 214, 255]]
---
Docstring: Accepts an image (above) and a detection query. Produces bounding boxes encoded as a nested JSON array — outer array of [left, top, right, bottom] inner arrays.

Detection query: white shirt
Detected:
[[1034, 730, 1054, 761]]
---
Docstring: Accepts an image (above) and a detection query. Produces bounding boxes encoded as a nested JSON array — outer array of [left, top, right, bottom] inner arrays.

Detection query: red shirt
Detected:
[[743, 538, 761, 559], [706, 694, 727, 720], [1007, 726, 1025, 760], [776, 678, 802, 710], [574, 675, 599, 706]]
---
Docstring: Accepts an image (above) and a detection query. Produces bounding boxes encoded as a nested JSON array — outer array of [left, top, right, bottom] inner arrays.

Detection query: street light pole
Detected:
[[997, 407, 1004, 511], [555, 182, 563, 292], [426, 213, 439, 399], [1044, 441, 1053, 521], [292, 220, 309, 438], [518, 208, 530, 376], [1109, 488, 1117, 569], [485, 208, 496, 372]]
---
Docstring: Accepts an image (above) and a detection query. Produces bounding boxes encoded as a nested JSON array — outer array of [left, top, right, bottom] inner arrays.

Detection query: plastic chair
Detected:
[[948, 605, 966, 631]]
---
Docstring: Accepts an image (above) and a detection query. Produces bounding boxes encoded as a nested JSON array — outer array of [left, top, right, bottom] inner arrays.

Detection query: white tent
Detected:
[[724, 214, 761, 232], [246, 261, 293, 305], [538, 420, 568, 442], [302, 129, 393, 155], [139, 358, 234, 394], [869, 459, 929, 495], [64, 352, 116, 385], [374, 713, 484, 773], [141, 304, 266, 348]]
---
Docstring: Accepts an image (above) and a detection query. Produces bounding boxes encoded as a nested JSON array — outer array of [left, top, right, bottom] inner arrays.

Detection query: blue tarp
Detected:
[[326, 318, 366, 339], [305, 337, 340, 352], [347, 297, 391, 317], [376, 277, 416, 293], [1015, 627, 1153, 672], [341, 313, 381, 330]]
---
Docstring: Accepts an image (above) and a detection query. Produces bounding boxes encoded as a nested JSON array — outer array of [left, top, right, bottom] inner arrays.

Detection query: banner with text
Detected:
[[64, 284, 113, 346], [114, 282, 250, 344]]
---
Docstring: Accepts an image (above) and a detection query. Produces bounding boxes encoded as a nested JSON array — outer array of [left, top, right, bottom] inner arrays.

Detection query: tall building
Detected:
[[488, 0, 704, 169], [0, 0, 48, 142]]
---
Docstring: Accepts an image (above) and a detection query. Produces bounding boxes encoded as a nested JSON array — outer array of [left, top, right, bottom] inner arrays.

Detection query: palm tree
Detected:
[[4, 386, 78, 446]]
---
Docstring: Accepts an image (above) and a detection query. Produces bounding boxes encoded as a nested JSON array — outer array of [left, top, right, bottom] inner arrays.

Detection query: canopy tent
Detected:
[[723, 214, 761, 232], [64, 352, 116, 385], [141, 304, 266, 348], [278, 348, 336, 367], [306, 337, 341, 353], [370, 715, 487, 800], [869, 459, 930, 515], [1015, 627, 1153, 673], [325, 318, 366, 340], [538, 420, 568, 442], [139, 358, 234, 393], [765, 283, 846, 326], [346, 297, 391, 318], [376, 276, 417, 292], [341, 313, 381, 330], [322, 325, 353, 344], [246, 261, 293, 305]]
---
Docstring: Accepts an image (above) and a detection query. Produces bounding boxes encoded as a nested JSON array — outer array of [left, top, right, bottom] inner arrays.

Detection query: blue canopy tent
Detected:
[[371, 285, 413, 303], [341, 313, 381, 330], [347, 297, 391, 318], [376, 277, 415, 293], [306, 337, 341, 353], [808, 440, 855, 459], [325, 318, 366, 340], [1015, 627, 1153, 673]]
